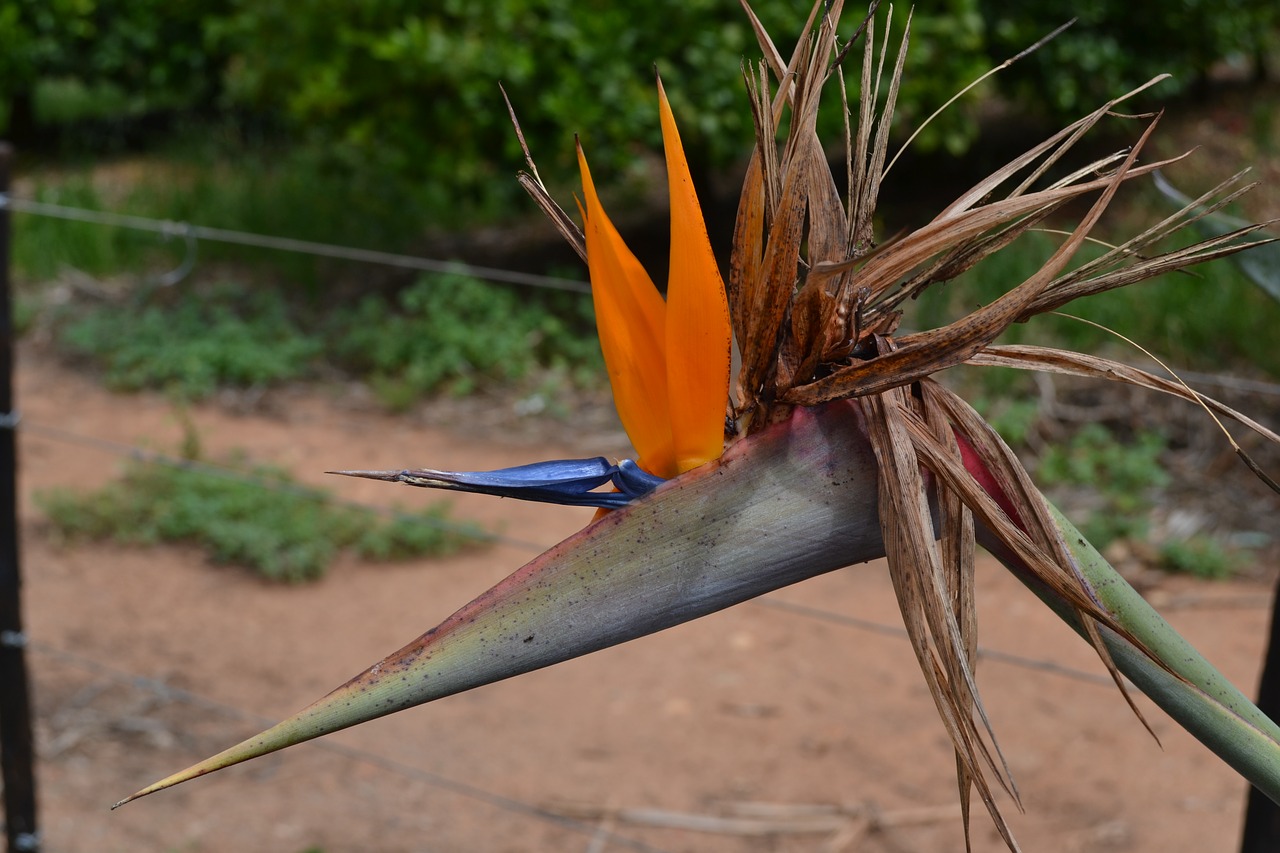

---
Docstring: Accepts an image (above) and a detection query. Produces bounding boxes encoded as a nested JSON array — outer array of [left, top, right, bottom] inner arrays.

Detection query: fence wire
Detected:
[[0, 193, 592, 294], [7, 195, 1280, 399]]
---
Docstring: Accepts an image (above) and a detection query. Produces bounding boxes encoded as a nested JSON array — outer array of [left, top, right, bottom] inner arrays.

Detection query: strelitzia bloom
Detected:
[[332, 79, 729, 509], [118, 4, 1280, 847], [578, 77, 732, 480], [318, 79, 727, 507]]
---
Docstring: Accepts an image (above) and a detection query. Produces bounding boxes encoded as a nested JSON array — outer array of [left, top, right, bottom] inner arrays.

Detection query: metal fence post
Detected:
[[1241, 572, 1280, 852], [0, 141, 40, 853]]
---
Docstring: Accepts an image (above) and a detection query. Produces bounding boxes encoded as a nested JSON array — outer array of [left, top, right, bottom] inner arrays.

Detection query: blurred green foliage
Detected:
[[13, 180, 154, 279], [0, 2, 974, 216], [1038, 423, 1171, 549], [201, 1, 986, 215], [0, 0, 229, 136], [10, 3, 1279, 163], [37, 455, 480, 582], [981, 0, 1278, 118], [329, 273, 601, 407], [6, 2, 1273, 215], [17, 151, 432, 285], [50, 274, 602, 406]]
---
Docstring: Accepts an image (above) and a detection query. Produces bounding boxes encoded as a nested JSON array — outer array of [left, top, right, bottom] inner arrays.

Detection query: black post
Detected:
[[0, 142, 39, 853], [1241, 572, 1280, 852]]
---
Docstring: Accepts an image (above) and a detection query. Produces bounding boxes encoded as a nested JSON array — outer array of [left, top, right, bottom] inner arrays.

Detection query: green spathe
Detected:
[[117, 401, 1280, 809]]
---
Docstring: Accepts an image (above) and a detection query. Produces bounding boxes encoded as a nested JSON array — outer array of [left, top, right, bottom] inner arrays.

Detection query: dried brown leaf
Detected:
[[504, 86, 585, 262], [739, 145, 809, 415], [863, 384, 1019, 850], [784, 119, 1165, 406], [516, 174, 585, 263], [970, 345, 1280, 446], [907, 383, 1164, 740], [847, 14, 878, 248], [936, 75, 1172, 219]]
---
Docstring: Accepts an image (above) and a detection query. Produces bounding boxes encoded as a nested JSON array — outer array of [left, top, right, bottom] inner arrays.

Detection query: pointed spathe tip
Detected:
[[111, 762, 208, 809], [325, 469, 404, 481], [113, 704, 329, 810], [112, 783, 163, 810], [112, 758, 217, 809], [112, 751, 234, 809]]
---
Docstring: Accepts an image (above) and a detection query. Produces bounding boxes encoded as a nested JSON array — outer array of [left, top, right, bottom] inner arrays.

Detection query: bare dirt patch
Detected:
[[10, 350, 1278, 852]]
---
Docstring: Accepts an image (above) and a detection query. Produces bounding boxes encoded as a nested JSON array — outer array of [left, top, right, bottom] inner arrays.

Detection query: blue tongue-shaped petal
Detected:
[[330, 457, 665, 508]]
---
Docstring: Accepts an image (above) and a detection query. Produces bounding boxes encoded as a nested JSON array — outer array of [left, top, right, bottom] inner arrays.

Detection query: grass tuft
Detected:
[[1158, 536, 1243, 580], [37, 456, 482, 582], [1037, 423, 1170, 550], [56, 286, 321, 398], [330, 273, 601, 408]]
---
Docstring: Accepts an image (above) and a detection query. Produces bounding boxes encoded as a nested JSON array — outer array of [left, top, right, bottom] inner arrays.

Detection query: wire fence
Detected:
[[4, 191, 1277, 850], [8, 192, 1280, 399], [0, 193, 592, 294]]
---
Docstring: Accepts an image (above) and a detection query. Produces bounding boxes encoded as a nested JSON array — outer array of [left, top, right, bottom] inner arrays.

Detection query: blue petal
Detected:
[[612, 459, 667, 499], [335, 457, 666, 509]]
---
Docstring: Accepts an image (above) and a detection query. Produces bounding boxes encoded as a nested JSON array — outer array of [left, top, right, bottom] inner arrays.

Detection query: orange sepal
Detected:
[[657, 78, 732, 473], [577, 142, 676, 477]]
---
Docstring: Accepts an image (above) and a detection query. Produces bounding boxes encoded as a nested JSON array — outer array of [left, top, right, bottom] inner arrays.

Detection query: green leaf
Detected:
[[997, 505, 1280, 804]]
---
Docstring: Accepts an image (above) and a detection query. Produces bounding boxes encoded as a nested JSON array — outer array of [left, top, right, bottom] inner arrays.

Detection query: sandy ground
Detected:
[[8, 352, 1277, 853]]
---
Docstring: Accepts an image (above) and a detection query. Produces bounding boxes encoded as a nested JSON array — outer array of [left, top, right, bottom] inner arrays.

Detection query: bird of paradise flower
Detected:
[[117, 3, 1280, 847]]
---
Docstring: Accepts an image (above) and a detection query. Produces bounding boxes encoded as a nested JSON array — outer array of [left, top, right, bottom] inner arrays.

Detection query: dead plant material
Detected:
[[516, 2, 1278, 847], [713, 2, 1276, 847]]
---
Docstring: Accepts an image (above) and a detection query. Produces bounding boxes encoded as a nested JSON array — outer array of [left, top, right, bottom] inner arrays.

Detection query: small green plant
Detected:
[[330, 272, 601, 408], [1159, 535, 1242, 580], [1037, 423, 1171, 550], [37, 456, 482, 582], [12, 181, 157, 282], [56, 286, 321, 398], [46, 272, 603, 406], [1038, 423, 1170, 492]]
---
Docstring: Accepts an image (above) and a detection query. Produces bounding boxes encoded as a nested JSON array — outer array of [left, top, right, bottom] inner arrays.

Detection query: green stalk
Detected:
[[983, 506, 1280, 804]]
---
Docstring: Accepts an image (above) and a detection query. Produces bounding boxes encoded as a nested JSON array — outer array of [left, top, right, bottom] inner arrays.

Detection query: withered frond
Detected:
[[726, 8, 1272, 426], [862, 378, 1021, 850], [732, 1, 874, 429], [970, 344, 1280, 445], [970, 343, 1280, 493], [782, 116, 1168, 406], [510, 3, 1275, 845], [503, 84, 586, 263], [724, 3, 1277, 847]]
